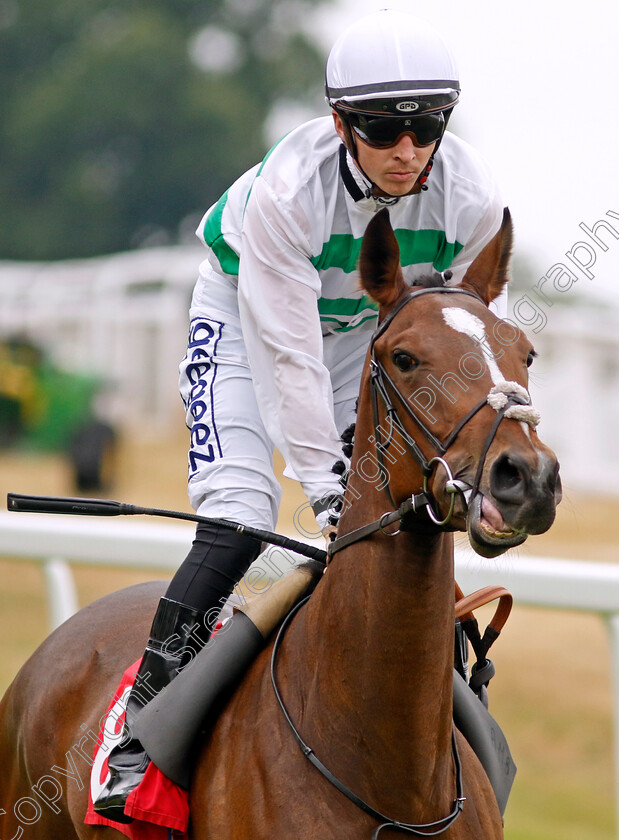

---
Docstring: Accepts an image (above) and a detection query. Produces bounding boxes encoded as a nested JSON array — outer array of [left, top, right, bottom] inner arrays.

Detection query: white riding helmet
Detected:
[[325, 10, 460, 117]]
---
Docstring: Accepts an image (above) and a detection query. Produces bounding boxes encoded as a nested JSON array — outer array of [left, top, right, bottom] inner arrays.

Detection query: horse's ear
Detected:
[[458, 207, 513, 305], [359, 208, 407, 309]]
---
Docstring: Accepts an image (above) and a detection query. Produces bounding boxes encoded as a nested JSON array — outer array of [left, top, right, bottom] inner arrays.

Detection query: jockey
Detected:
[[94, 9, 505, 821]]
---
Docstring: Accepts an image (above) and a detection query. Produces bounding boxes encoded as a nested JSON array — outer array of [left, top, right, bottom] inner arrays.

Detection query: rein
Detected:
[[271, 596, 466, 839]]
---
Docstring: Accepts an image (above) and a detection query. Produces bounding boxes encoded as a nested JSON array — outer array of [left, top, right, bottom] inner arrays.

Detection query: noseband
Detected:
[[328, 286, 539, 558]]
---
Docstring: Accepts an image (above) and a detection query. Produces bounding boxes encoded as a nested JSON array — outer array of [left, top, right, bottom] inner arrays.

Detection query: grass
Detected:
[[0, 434, 616, 839], [493, 607, 614, 839]]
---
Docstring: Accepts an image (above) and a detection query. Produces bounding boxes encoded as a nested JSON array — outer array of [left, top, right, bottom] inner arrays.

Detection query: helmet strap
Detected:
[[340, 117, 361, 169], [418, 124, 447, 191], [418, 153, 435, 192], [338, 144, 370, 201]]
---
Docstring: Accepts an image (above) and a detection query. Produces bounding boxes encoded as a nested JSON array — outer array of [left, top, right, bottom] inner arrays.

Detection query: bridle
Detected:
[[370, 287, 488, 514], [328, 286, 539, 558]]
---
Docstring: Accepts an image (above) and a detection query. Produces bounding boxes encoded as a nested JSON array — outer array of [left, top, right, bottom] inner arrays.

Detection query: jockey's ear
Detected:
[[359, 208, 407, 310], [458, 207, 513, 305]]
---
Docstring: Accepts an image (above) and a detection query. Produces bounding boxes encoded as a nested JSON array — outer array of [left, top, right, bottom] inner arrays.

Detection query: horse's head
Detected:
[[357, 208, 561, 558]]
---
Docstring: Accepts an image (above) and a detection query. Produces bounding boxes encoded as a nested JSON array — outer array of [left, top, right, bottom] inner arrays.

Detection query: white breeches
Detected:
[[179, 269, 372, 531]]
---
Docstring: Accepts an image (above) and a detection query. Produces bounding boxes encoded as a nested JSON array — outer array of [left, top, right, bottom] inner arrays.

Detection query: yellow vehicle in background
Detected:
[[0, 337, 117, 492]]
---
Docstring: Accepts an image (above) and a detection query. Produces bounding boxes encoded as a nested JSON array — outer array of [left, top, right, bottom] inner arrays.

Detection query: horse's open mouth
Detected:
[[467, 493, 527, 558]]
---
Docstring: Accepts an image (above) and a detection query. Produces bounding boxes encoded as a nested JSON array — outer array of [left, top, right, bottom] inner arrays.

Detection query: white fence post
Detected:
[[607, 613, 619, 839], [42, 557, 79, 630]]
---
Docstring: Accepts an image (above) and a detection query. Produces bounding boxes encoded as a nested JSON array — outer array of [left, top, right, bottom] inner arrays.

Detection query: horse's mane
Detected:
[[296, 560, 325, 596], [411, 270, 450, 290]]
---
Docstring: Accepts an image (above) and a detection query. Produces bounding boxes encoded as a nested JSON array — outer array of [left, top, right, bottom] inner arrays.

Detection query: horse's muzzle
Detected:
[[467, 450, 561, 558], [490, 450, 561, 533]]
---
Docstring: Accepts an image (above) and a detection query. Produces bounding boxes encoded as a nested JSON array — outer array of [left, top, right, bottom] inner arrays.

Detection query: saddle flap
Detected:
[[452, 670, 517, 818]]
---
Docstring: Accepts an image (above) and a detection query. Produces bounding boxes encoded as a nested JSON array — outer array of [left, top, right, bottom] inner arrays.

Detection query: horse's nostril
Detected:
[[499, 459, 522, 489], [490, 454, 528, 503]]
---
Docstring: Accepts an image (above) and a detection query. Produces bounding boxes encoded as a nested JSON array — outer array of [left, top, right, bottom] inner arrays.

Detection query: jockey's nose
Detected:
[[393, 134, 416, 159]]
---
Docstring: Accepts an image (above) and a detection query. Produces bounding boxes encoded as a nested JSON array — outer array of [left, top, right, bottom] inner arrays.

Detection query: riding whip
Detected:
[[6, 493, 327, 564]]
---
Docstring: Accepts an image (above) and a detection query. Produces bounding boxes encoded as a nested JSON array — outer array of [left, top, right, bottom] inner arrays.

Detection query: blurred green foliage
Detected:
[[0, 0, 327, 259]]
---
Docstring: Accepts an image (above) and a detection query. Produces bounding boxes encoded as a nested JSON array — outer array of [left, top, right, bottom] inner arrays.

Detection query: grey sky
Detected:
[[308, 0, 619, 307]]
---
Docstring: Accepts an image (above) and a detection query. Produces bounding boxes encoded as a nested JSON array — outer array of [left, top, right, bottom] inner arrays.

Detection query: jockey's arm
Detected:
[[237, 176, 344, 526]]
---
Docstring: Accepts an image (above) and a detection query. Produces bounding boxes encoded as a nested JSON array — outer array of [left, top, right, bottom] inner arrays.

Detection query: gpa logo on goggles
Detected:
[[396, 101, 420, 112]]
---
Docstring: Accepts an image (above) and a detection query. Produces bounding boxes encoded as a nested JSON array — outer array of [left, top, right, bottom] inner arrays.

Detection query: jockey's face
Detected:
[[333, 111, 436, 198]]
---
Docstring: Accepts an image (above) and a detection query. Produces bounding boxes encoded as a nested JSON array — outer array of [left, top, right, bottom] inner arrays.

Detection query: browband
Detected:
[[371, 286, 485, 346]]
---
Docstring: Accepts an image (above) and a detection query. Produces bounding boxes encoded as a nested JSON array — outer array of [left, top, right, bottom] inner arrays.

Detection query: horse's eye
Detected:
[[392, 352, 416, 372], [526, 350, 537, 368]]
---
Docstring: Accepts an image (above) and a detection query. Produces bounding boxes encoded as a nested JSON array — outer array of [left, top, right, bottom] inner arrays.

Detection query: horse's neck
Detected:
[[292, 441, 455, 815]]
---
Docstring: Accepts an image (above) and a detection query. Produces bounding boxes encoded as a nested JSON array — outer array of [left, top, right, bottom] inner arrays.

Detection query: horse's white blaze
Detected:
[[441, 307, 504, 385]]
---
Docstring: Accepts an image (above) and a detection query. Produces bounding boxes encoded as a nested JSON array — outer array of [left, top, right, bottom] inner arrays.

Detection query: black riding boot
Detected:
[[94, 523, 261, 823], [93, 597, 208, 823]]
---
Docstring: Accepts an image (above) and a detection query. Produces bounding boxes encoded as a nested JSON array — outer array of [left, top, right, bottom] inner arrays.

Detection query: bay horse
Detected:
[[0, 208, 560, 840]]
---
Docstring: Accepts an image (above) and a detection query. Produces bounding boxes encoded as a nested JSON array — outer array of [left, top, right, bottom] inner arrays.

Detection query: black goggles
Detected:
[[343, 111, 445, 149]]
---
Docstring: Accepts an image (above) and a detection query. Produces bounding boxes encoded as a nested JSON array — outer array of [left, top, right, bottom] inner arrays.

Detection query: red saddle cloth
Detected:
[[85, 659, 190, 839]]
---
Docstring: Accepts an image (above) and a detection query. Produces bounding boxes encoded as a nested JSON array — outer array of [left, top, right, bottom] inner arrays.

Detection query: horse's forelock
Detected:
[[411, 272, 446, 290]]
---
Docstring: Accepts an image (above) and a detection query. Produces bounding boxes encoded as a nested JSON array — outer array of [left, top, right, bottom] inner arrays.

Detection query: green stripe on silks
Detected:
[[317, 295, 379, 332], [311, 228, 463, 274], [204, 133, 293, 275], [203, 189, 240, 276], [452, 670, 517, 817], [396, 228, 464, 272]]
